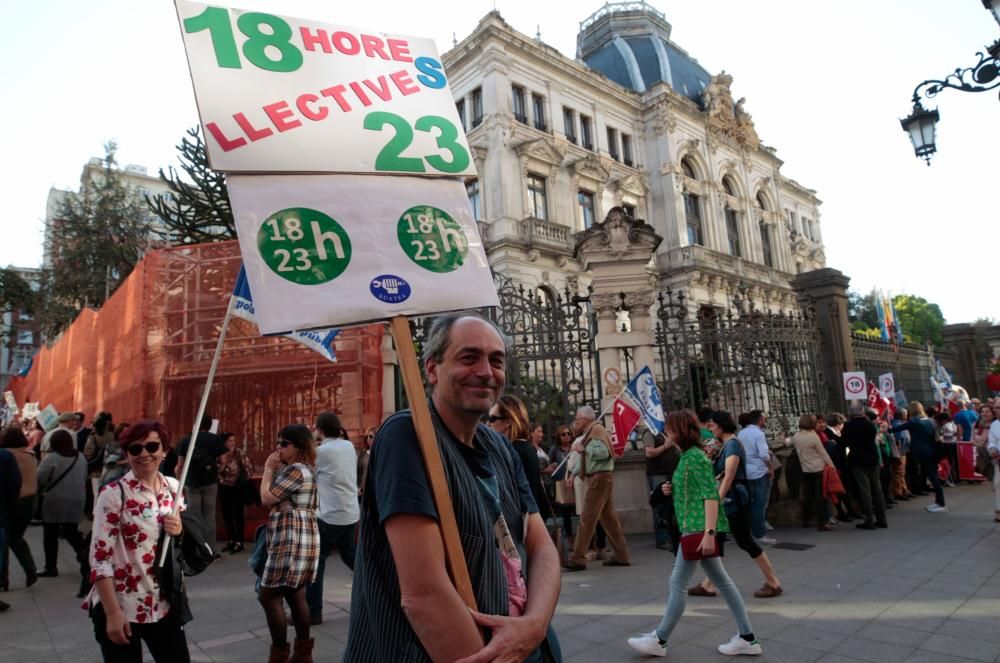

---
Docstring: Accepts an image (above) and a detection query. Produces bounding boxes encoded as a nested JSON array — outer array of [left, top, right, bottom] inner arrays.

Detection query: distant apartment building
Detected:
[[0, 266, 42, 391]]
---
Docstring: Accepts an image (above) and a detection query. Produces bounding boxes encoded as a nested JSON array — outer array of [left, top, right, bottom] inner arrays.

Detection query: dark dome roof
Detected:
[[577, 2, 711, 103]]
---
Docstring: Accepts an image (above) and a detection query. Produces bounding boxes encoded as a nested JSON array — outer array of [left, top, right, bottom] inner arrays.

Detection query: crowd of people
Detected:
[[1, 316, 999, 661]]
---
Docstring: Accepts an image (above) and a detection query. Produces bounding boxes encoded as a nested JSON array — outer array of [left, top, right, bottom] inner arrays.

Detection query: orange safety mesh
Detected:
[[9, 241, 384, 467]]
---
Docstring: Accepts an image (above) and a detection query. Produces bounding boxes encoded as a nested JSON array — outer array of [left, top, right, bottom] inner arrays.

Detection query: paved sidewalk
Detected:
[[2, 483, 999, 662]]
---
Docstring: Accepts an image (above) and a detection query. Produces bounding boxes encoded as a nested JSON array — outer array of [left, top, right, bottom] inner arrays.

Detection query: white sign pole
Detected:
[[159, 293, 236, 567]]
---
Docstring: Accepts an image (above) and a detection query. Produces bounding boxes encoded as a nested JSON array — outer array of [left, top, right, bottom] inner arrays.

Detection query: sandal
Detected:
[[754, 583, 783, 599], [687, 585, 717, 597]]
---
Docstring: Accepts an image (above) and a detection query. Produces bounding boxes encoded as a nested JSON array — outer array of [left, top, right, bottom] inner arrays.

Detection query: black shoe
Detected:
[[230, 543, 244, 554], [856, 523, 876, 530], [36, 569, 58, 578], [221, 541, 234, 553], [0, 600, 9, 612], [562, 562, 586, 572], [25, 570, 37, 588], [875, 522, 888, 529], [837, 515, 853, 522], [603, 559, 631, 567]]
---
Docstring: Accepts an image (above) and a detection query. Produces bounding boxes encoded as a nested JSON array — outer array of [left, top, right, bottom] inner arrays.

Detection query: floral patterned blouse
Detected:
[[83, 471, 183, 624], [673, 447, 730, 534], [218, 449, 252, 487]]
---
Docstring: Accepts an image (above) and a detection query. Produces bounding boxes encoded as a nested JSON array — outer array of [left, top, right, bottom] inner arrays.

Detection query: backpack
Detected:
[[185, 434, 219, 486]]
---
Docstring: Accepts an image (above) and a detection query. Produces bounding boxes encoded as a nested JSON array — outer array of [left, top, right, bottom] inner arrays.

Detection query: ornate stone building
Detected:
[[443, 2, 826, 315]]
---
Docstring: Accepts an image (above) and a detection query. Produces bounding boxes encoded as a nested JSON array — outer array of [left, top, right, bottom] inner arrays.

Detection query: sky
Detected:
[[2, 0, 998, 324]]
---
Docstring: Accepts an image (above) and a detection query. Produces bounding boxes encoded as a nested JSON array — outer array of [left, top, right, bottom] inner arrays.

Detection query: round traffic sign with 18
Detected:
[[257, 207, 352, 285]]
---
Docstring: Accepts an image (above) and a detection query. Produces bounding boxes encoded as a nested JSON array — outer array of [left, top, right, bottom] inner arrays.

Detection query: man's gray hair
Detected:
[[421, 312, 510, 365], [848, 401, 865, 417], [576, 405, 597, 420]]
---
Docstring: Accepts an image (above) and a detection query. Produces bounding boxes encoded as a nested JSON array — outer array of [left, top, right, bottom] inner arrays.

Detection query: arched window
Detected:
[[680, 158, 702, 246], [755, 192, 773, 268], [722, 176, 741, 258]]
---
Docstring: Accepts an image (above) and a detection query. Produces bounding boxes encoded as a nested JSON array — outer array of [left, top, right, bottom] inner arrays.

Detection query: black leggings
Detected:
[[259, 585, 310, 645], [218, 484, 245, 543], [91, 602, 190, 663], [42, 522, 85, 572], [555, 503, 575, 537], [801, 472, 825, 528], [727, 505, 763, 559]]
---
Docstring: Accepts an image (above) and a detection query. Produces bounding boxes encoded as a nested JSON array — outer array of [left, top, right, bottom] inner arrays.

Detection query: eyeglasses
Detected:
[[127, 442, 161, 456], [488, 415, 508, 423], [277, 439, 292, 448]]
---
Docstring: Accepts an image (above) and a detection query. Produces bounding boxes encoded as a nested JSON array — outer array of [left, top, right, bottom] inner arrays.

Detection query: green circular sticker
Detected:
[[397, 205, 468, 273], [257, 207, 351, 285]]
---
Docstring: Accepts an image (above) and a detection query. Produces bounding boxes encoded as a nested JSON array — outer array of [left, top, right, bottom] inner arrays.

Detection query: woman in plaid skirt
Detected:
[[259, 424, 319, 663]]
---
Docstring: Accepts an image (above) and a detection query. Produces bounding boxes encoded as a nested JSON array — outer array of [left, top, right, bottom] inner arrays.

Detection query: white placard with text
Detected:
[[842, 371, 866, 402]]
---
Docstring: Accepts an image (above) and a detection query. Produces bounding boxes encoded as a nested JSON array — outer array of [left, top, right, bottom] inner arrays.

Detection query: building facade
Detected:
[[0, 267, 42, 392], [443, 2, 826, 315]]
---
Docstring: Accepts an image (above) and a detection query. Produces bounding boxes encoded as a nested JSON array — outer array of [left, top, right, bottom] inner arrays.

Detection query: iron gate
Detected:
[[654, 288, 828, 438], [406, 276, 602, 435]]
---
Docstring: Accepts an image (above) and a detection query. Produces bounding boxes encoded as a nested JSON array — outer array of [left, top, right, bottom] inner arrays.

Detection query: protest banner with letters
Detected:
[[174, 0, 475, 176], [622, 366, 666, 434], [228, 173, 497, 333]]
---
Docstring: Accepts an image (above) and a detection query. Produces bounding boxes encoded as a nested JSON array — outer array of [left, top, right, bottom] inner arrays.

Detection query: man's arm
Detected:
[[457, 511, 560, 663], [385, 514, 483, 662]]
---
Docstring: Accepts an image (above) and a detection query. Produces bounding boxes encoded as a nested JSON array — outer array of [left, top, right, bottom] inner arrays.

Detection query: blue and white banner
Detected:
[[934, 359, 953, 390], [233, 265, 339, 362], [623, 366, 665, 434]]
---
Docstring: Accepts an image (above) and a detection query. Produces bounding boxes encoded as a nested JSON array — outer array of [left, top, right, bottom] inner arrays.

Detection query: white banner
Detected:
[[2, 391, 16, 413], [174, 0, 475, 176], [842, 371, 866, 401], [878, 373, 895, 399], [228, 174, 498, 334], [37, 404, 60, 432]]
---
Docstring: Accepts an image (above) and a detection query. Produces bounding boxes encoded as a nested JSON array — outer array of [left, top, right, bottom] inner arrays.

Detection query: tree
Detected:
[[146, 126, 235, 244], [39, 142, 152, 337], [847, 289, 879, 334], [892, 294, 945, 347], [0, 268, 34, 345]]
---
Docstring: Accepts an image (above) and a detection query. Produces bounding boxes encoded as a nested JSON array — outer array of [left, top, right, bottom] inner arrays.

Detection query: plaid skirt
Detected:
[[261, 506, 319, 588]]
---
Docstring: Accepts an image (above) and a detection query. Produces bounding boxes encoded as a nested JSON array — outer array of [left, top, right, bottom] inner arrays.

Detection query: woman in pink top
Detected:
[[83, 420, 189, 663]]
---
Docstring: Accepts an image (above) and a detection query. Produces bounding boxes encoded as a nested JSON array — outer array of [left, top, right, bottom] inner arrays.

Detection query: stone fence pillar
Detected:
[[942, 323, 984, 400]]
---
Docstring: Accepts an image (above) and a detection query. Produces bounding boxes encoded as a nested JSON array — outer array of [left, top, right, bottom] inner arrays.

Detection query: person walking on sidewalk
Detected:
[[627, 410, 762, 658], [737, 410, 775, 545], [305, 412, 358, 626], [0, 446, 21, 612], [174, 415, 225, 553], [1, 427, 37, 591], [562, 405, 631, 571], [843, 403, 889, 529], [36, 430, 88, 578]]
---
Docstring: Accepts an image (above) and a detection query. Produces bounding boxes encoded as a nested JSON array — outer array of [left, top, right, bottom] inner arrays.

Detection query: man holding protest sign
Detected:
[[345, 314, 560, 662]]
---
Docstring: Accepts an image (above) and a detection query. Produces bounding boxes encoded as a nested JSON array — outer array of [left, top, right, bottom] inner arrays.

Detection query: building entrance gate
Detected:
[[654, 288, 828, 438]]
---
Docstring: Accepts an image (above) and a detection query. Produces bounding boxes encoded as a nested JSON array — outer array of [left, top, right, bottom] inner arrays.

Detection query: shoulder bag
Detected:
[[678, 456, 722, 561]]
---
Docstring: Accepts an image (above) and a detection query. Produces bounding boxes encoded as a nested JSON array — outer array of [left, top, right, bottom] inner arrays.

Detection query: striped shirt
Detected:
[[344, 409, 537, 662]]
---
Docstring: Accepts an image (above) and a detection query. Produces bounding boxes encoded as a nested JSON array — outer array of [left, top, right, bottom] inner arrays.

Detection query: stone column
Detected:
[[941, 323, 982, 399], [790, 268, 855, 412]]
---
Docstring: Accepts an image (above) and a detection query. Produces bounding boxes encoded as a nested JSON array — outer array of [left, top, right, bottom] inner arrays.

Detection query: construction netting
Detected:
[[8, 241, 384, 467]]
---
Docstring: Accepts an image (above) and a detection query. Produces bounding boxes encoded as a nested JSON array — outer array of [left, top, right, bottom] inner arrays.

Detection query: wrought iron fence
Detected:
[[654, 289, 827, 438], [404, 276, 602, 436], [850, 334, 941, 405]]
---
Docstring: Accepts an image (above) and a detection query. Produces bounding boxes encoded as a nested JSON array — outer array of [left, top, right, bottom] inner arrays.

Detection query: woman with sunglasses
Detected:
[[548, 425, 577, 540], [489, 395, 551, 521], [258, 424, 319, 663], [84, 420, 189, 662]]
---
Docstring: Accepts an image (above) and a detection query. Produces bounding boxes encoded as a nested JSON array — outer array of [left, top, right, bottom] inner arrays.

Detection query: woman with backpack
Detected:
[[83, 419, 189, 662]]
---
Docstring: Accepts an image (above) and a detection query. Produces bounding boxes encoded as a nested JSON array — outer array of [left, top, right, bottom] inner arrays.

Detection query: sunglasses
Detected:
[[488, 415, 508, 423], [560, 432, 572, 437], [127, 442, 161, 456]]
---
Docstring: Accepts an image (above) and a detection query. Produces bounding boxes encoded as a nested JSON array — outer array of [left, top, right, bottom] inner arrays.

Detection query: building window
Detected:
[[756, 192, 773, 267], [456, 99, 466, 131], [622, 133, 633, 166], [580, 115, 593, 150], [532, 94, 546, 131], [18, 309, 31, 321], [466, 179, 481, 221], [725, 208, 741, 257], [802, 216, 812, 240], [578, 190, 595, 229], [563, 107, 576, 143], [471, 88, 483, 127], [527, 174, 547, 220], [681, 158, 702, 245], [607, 127, 619, 160], [621, 203, 636, 218], [16, 329, 33, 346], [512, 85, 527, 124]]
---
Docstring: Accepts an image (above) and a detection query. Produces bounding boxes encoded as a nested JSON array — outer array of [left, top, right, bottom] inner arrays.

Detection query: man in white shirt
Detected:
[[306, 411, 359, 625], [39, 412, 76, 459], [737, 410, 775, 544]]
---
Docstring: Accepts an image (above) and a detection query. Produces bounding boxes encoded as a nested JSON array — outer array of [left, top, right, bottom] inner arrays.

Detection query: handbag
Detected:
[[679, 532, 722, 561], [175, 512, 216, 576]]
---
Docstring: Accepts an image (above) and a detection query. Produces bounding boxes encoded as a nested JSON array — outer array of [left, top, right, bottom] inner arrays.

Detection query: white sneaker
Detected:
[[627, 631, 667, 657], [718, 634, 762, 656], [754, 536, 777, 545], [926, 503, 948, 513], [764, 521, 774, 531]]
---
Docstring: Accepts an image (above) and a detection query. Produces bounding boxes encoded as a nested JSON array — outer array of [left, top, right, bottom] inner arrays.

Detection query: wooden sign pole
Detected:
[[389, 315, 479, 612]]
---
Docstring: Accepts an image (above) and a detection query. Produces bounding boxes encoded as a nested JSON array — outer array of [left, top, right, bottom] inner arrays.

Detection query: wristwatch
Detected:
[[705, 528, 716, 536]]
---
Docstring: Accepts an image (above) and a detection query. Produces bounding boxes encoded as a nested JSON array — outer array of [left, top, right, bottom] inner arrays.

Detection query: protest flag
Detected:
[[612, 397, 641, 457], [623, 366, 666, 434]]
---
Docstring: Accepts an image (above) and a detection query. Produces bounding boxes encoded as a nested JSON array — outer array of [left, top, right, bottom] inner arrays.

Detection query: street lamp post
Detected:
[[900, 0, 1000, 163]]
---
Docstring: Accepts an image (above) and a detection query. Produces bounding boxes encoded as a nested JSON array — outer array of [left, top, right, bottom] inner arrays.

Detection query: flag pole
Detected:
[[547, 401, 614, 477], [159, 293, 237, 568]]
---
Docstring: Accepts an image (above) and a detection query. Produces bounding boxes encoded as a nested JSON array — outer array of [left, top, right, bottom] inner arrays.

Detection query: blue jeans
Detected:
[[306, 519, 356, 616], [747, 476, 771, 539], [655, 550, 753, 642]]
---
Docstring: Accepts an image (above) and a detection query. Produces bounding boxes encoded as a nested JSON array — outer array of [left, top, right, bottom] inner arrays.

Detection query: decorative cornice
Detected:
[[571, 154, 612, 184], [514, 136, 566, 168]]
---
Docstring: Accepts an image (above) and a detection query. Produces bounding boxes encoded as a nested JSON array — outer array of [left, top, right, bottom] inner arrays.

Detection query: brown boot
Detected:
[[268, 642, 290, 663], [290, 638, 314, 663]]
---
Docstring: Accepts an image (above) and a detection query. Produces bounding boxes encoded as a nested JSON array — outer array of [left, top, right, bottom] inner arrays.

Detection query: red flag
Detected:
[[612, 397, 641, 457], [866, 381, 891, 419]]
